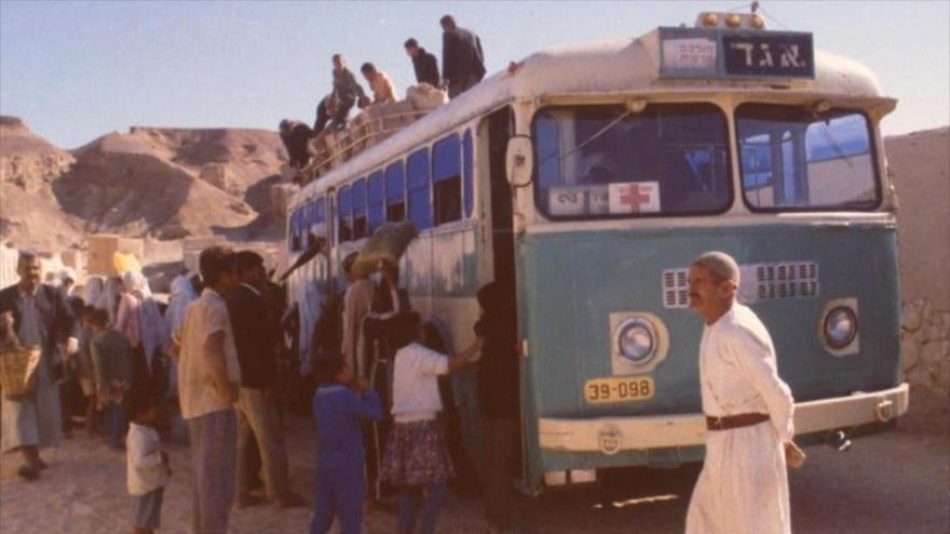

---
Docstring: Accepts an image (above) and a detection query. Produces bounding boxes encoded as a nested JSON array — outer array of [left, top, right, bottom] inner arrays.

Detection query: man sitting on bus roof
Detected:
[[314, 54, 369, 134]]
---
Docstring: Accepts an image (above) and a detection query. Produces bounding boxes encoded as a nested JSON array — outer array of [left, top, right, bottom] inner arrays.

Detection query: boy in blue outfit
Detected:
[[311, 356, 383, 534]]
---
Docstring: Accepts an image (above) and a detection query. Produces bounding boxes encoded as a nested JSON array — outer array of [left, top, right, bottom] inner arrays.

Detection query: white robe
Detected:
[[685, 304, 795, 534]]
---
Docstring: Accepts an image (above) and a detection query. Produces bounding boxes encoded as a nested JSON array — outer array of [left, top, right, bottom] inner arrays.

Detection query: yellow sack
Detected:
[[112, 252, 142, 275]]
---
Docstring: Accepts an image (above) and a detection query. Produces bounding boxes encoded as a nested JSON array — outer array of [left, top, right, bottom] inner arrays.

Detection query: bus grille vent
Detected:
[[753, 261, 819, 301], [662, 268, 691, 308]]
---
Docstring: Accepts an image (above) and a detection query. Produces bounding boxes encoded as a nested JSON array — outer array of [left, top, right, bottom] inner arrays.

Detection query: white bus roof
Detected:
[[292, 27, 893, 209]]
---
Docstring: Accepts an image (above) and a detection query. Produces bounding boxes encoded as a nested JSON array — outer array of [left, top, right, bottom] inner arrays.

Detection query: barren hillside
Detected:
[[0, 117, 290, 251], [0, 116, 84, 251]]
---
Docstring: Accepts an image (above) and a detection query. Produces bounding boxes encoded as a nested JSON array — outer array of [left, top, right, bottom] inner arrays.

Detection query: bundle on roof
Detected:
[[353, 221, 419, 275]]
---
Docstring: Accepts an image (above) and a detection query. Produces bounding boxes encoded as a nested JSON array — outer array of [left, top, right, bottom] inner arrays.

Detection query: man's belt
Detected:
[[705, 413, 770, 431]]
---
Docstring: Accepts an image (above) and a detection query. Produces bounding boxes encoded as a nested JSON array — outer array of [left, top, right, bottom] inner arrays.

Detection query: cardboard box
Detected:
[[85, 235, 145, 276]]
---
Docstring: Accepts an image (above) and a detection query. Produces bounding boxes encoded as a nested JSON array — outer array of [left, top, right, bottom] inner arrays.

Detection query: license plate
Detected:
[[584, 376, 655, 404]]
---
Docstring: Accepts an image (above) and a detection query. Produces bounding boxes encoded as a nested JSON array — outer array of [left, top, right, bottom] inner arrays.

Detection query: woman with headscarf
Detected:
[[164, 272, 198, 400], [83, 277, 104, 312], [124, 270, 171, 402], [164, 272, 197, 339]]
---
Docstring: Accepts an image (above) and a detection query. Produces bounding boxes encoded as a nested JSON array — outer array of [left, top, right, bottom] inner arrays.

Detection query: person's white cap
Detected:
[[693, 251, 740, 284]]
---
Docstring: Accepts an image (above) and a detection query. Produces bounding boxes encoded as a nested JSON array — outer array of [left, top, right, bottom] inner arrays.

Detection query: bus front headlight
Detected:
[[823, 306, 858, 349], [616, 318, 658, 365]]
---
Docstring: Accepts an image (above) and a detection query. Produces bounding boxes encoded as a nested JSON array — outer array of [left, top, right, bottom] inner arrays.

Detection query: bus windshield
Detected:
[[736, 104, 880, 211], [532, 103, 731, 219]]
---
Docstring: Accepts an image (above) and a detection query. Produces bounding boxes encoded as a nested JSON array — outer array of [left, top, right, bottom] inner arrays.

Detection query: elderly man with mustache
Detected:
[[685, 251, 805, 534]]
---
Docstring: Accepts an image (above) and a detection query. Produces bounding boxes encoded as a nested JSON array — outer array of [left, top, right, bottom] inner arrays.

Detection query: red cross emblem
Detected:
[[619, 183, 653, 212]]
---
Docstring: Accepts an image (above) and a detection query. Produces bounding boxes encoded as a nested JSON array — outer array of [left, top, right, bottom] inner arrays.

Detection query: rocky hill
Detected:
[[0, 116, 290, 252], [0, 116, 82, 251]]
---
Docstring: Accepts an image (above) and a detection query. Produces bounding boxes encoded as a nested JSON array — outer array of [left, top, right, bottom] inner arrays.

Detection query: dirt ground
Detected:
[[1, 387, 947, 534]]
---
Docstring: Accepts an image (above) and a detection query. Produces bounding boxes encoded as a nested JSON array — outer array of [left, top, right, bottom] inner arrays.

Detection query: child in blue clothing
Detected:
[[310, 356, 383, 534]]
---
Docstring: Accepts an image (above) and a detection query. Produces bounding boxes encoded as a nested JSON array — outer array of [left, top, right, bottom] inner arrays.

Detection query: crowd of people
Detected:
[[279, 14, 486, 172], [0, 241, 807, 534]]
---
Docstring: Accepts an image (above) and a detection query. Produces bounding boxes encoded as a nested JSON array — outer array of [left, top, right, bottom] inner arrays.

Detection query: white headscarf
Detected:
[[165, 273, 198, 336], [122, 269, 168, 365], [83, 276, 104, 307], [122, 270, 151, 300]]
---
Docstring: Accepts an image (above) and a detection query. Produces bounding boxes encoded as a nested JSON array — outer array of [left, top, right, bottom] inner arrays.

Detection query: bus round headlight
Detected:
[[824, 306, 858, 349], [617, 318, 658, 365]]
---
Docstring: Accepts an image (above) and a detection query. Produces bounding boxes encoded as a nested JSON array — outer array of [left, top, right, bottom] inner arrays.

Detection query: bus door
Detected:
[[484, 106, 527, 477], [488, 107, 517, 295]]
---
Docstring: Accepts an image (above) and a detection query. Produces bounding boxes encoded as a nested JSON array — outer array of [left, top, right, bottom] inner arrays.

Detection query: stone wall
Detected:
[[888, 128, 950, 392]]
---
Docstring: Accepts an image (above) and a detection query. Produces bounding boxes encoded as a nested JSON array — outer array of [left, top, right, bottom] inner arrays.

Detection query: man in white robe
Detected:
[[685, 251, 805, 534]]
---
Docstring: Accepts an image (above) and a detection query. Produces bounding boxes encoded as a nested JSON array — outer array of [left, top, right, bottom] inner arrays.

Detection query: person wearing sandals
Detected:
[[382, 313, 483, 534]]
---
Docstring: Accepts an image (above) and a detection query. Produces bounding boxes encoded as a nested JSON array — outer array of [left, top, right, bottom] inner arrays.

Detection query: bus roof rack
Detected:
[[301, 88, 448, 185]]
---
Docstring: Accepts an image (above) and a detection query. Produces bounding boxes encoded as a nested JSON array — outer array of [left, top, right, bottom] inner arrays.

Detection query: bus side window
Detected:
[[338, 185, 353, 242], [386, 160, 406, 222], [407, 148, 432, 230], [433, 133, 462, 226], [368, 170, 385, 233], [463, 129, 474, 218], [312, 196, 326, 246], [353, 177, 368, 239], [302, 202, 313, 249], [290, 208, 300, 251]]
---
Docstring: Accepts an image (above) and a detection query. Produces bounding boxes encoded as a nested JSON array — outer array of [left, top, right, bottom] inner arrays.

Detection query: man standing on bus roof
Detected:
[[685, 251, 805, 534], [439, 15, 486, 98], [404, 38, 440, 88]]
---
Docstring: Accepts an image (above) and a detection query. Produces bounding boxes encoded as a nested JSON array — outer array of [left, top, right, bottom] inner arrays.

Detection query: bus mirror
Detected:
[[506, 135, 534, 187]]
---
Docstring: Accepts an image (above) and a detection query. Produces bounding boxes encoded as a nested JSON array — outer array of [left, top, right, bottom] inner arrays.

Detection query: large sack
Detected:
[[353, 221, 419, 275], [407, 83, 448, 110]]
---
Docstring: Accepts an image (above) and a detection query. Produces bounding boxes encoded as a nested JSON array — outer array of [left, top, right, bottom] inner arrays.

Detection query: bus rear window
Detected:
[[736, 104, 879, 211], [532, 103, 731, 219]]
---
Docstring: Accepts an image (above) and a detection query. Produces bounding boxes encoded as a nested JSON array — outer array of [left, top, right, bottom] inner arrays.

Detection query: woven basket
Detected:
[[0, 345, 41, 396]]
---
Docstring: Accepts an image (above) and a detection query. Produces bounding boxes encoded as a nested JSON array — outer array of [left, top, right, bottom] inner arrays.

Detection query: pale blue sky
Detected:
[[1, 1, 947, 149]]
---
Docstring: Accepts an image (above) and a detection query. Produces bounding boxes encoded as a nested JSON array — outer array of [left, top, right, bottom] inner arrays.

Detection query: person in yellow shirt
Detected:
[[359, 63, 397, 108]]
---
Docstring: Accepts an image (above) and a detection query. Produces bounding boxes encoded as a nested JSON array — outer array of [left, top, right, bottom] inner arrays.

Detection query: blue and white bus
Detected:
[[286, 11, 908, 492]]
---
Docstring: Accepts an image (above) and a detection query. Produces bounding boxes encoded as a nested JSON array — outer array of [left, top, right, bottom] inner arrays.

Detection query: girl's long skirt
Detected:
[[381, 419, 454, 486]]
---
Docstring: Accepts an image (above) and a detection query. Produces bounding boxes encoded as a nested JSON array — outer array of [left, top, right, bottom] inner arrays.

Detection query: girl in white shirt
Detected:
[[381, 313, 482, 534], [127, 398, 170, 534]]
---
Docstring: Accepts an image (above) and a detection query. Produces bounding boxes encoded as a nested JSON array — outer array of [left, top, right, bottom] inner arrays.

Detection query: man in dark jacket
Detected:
[[278, 119, 314, 169], [404, 38, 440, 87], [227, 251, 302, 508], [473, 281, 522, 531], [88, 308, 132, 450], [440, 15, 486, 98], [0, 251, 75, 480]]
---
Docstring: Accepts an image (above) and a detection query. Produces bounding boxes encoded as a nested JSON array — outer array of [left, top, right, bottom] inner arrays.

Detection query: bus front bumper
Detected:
[[537, 383, 909, 453]]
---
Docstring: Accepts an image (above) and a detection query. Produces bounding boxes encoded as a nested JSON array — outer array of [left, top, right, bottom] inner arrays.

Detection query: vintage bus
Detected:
[[285, 11, 909, 492]]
